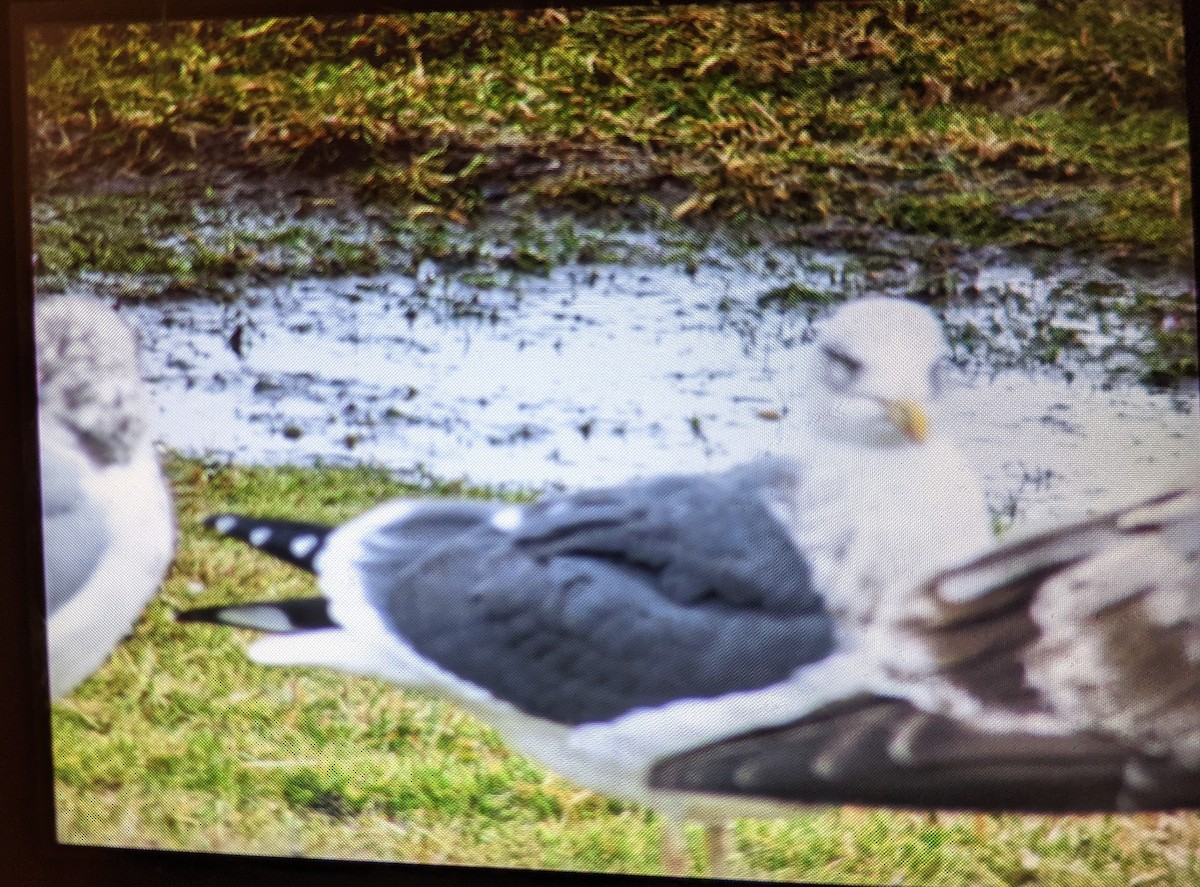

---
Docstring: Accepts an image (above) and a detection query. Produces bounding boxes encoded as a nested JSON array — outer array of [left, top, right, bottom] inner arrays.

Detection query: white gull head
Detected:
[[769, 297, 992, 631], [797, 297, 949, 449]]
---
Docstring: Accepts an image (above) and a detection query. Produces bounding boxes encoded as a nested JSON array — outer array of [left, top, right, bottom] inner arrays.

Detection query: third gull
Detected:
[[38, 296, 175, 700]]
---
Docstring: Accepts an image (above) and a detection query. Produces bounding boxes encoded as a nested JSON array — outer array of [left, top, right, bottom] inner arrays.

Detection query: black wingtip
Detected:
[[201, 514, 223, 531], [202, 513, 333, 573], [176, 597, 336, 632], [175, 604, 224, 624]]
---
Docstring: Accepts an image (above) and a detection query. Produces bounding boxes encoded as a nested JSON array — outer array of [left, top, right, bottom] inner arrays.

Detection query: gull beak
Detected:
[[881, 399, 929, 443]]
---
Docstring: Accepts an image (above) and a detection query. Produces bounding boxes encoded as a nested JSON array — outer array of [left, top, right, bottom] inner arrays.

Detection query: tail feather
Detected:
[[203, 514, 332, 572], [177, 597, 336, 632]]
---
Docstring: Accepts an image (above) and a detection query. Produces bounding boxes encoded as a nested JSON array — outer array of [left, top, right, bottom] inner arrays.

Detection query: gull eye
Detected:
[[822, 346, 861, 390]]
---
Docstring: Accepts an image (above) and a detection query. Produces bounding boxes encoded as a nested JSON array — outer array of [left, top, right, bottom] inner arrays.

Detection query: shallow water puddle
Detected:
[[126, 254, 1198, 532]]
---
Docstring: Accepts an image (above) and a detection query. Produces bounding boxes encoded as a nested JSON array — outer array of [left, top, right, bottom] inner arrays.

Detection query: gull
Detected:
[[38, 296, 175, 699], [180, 296, 993, 873], [650, 485, 1200, 814]]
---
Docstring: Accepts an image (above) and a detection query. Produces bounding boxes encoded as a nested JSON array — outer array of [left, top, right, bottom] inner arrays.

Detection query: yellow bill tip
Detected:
[[883, 399, 929, 443]]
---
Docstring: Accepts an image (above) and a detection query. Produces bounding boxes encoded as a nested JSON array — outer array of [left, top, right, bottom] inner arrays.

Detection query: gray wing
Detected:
[[651, 487, 1200, 812], [343, 460, 834, 726], [40, 438, 110, 618], [508, 460, 819, 614]]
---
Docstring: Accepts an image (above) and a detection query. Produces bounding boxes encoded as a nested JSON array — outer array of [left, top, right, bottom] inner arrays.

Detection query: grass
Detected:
[[50, 455, 1200, 882], [24, 3, 1196, 383], [25, 0, 1194, 280]]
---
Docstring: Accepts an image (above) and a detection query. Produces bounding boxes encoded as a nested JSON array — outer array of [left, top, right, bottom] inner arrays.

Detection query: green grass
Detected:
[[26, 0, 1194, 273], [50, 456, 1200, 882]]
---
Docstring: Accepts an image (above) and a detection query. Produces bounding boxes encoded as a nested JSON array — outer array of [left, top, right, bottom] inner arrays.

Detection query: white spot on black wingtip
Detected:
[[226, 604, 295, 633], [249, 527, 272, 547], [813, 752, 838, 781], [290, 534, 319, 558], [491, 506, 523, 532], [1124, 761, 1156, 791], [733, 762, 763, 789], [213, 515, 237, 534]]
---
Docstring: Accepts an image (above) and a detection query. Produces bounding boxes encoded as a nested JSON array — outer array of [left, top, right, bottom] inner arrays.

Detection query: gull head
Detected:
[[36, 296, 147, 467], [798, 297, 950, 448]]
